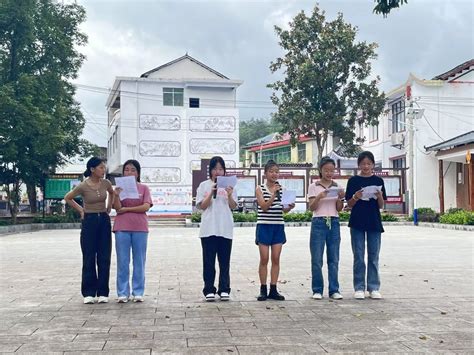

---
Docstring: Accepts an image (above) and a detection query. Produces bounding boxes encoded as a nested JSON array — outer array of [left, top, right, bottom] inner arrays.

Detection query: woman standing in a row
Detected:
[[65, 157, 114, 304]]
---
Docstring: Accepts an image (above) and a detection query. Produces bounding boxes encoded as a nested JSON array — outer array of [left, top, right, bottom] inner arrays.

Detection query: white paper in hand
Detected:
[[281, 190, 296, 207], [361, 185, 382, 201], [326, 187, 342, 198], [115, 176, 139, 201], [216, 175, 238, 188]]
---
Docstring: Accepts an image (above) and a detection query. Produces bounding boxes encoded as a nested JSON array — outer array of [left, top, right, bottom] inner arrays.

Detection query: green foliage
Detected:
[[415, 207, 439, 222], [283, 211, 313, 222], [191, 212, 201, 223], [439, 210, 474, 225], [233, 212, 258, 222], [239, 118, 282, 162], [268, 6, 385, 164], [0, 0, 94, 223], [381, 213, 398, 222], [373, 0, 408, 17], [0, 220, 11, 226], [338, 211, 350, 221]]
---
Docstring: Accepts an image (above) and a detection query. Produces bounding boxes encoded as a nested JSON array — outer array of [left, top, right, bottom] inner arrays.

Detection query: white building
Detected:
[[105, 54, 243, 214], [357, 59, 474, 213]]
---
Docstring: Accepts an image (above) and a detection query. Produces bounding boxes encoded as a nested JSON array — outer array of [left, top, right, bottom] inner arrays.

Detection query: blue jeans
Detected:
[[350, 228, 381, 292], [115, 231, 148, 297], [310, 217, 341, 295]]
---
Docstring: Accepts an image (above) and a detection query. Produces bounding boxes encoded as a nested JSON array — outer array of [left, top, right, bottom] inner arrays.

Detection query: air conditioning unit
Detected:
[[391, 132, 404, 148]]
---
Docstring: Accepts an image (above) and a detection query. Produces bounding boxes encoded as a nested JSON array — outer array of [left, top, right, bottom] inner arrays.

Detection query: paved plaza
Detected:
[[0, 225, 473, 354]]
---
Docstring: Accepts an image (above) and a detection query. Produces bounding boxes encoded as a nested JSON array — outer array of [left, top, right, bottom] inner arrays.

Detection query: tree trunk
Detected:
[[6, 182, 20, 224], [27, 183, 37, 213]]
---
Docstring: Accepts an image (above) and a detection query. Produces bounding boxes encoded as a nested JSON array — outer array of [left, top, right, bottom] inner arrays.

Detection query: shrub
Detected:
[[338, 211, 350, 221], [415, 207, 439, 222], [234, 212, 257, 222], [283, 211, 312, 222], [191, 212, 201, 223], [439, 210, 474, 225], [0, 220, 11, 226], [381, 213, 398, 222]]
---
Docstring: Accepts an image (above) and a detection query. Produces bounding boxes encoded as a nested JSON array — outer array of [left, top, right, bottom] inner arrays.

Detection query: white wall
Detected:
[[358, 75, 474, 212]]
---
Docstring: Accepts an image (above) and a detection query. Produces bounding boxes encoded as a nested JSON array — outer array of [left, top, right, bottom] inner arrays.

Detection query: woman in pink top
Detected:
[[307, 157, 345, 300], [112, 160, 152, 303]]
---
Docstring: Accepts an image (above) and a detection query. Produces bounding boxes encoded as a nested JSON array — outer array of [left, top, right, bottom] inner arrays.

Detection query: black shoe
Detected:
[[257, 285, 267, 301], [268, 284, 285, 301]]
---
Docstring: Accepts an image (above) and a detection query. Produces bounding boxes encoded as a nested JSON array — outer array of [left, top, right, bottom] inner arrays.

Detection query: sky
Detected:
[[72, 0, 474, 146]]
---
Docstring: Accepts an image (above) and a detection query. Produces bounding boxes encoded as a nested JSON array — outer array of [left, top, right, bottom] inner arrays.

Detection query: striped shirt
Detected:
[[257, 183, 284, 225]]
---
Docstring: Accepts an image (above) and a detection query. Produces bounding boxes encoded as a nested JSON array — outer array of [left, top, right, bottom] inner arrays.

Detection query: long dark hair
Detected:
[[357, 151, 375, 166], [84, 157, 105, 177], [122, 159, 141, 182], [208, 156, 226, 179], [318, 156, 336, 178]]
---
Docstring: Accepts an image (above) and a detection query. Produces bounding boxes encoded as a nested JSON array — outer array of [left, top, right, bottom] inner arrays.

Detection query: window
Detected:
[[189, 98, 200, 108], [297, 143, 306, 162], [392, 157, 406, 171], [163, 88, 184, 106], [391, 100, 405, 133], [357, 121, 364, 140], [262, 146, 291, 164], [369, 124, 379, 141]]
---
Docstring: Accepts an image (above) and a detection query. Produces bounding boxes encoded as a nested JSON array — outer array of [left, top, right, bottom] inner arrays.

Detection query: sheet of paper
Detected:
[[217, 175, 238, 189], [115, 176, 139, 200], [326, 186, 343, 198], [281, 189, 296, 206], [361, 185, 382, 200]]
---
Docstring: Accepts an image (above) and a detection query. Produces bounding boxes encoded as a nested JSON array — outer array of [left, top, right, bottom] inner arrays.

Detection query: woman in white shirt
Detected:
[[196, 156, 237, 302]]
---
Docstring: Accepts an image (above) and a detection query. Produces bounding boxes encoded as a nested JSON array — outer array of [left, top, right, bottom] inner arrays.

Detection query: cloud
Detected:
[[72, 0, 473, 146]]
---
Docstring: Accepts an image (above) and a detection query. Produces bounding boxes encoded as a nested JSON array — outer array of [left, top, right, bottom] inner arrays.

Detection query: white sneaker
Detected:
[[354, 291, 365, 300], [220, 292, 230, 301], [97, 296, 109, 303], [330, 292, 343, 300], [117, 296, 128, 303], [370, 291, 382, 299], [205, 293, 216, 302], [133, 296, 144, 303], [312, 293, 323, 300], [83, 296, 95, 304]]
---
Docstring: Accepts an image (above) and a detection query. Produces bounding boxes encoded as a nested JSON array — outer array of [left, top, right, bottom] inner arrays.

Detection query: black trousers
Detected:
[[201, 236, 232, 295], [80, 212, 112, 297]]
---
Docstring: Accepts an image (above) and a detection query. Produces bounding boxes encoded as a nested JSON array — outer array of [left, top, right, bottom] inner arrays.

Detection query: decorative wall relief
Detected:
[[190, 160, 201, 173], [189, 139, 236, 154], [139, 114, 180, 130], [139, 141, 181, 157], [141, 167, 181, 183], [189, 116, 235, 132]]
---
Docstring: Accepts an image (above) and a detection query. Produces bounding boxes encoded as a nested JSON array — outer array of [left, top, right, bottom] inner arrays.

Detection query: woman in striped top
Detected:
[[255, 160, 295, 301]]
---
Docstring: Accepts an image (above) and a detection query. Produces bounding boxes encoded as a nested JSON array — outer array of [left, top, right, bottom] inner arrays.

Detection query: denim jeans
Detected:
[[201, 236, 232, 296], [310, 217, 341, 295], [350, 228, 381, 292], [80, 212, 111, 297], [115, 231, 148, 297]]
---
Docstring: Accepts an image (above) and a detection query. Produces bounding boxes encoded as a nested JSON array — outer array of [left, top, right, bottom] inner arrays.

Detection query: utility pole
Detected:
[[407, 104, 415, 216], [406, 85, 423, 216]]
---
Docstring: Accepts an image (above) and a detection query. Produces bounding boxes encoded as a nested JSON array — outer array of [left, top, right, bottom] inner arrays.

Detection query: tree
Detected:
[[373, 0, 408, 17], [0, 0, 95, 222], [268, 6, 385, 165]]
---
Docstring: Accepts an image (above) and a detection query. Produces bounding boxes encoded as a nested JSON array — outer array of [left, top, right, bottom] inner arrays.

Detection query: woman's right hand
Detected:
[[353, 189, 363, 200], [79, 209, 84, 220], [113, 187, 123, 197], [317, 190, 328, 200]]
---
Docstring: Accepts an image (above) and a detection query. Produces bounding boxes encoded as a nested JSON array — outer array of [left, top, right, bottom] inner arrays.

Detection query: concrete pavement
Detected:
[[0, 225, 472, 353]]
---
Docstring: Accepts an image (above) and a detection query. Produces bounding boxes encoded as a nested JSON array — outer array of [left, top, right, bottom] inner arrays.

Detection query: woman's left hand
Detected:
[[338, 190, 345, 199], [117, 207, 129, 214], [225, 186, 234, 197], [287, 203, 295, 210]]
